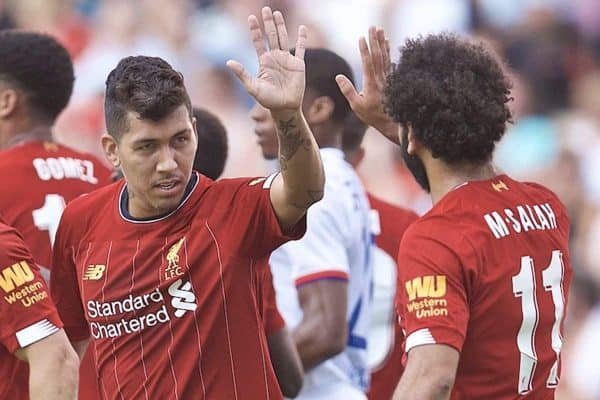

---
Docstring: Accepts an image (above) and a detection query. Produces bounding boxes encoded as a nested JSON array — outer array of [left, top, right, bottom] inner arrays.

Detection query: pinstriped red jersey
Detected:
[[51, 172, 305, 400], [396, 175, 571, 399]]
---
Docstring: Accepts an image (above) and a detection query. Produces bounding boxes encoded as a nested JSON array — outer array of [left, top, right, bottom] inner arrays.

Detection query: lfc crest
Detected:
[[164, 238, 185, 280]]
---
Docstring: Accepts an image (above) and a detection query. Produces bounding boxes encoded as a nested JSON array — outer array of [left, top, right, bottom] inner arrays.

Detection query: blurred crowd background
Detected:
[[0, 0, 598, 398]]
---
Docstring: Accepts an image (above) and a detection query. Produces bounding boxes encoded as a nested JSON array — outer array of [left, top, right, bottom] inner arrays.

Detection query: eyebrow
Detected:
[[131, 129, 191, 146]]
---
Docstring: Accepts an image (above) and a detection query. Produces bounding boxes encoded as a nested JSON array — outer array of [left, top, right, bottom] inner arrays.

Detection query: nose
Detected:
[[156, 146, 178, 173]]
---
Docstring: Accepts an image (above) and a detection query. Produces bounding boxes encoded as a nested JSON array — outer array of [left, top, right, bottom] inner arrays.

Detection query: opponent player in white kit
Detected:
[[252, 48, 374, 399]]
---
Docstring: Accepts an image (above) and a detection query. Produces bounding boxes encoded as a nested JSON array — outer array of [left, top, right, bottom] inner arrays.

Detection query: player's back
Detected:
[[403, 175, 571, 399], [0, 141, 112, 270]]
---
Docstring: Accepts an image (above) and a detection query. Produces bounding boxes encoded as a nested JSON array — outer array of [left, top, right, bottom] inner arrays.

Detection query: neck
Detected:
[[427, 159, 498, 204], [312, 121, 342, 149], [1, 125, 53, 150]]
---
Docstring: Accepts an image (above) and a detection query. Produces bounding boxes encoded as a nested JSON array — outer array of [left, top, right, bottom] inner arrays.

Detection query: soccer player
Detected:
[[337, 28, 572, 399], [0, 29, 112, 400], [193, 106, 304, 397], [342, 113, 418, 400], [0, 218, 79, 399], [0, 30, 112, 276], [51, 7, 323, 400], [251, 48, 373, 399]]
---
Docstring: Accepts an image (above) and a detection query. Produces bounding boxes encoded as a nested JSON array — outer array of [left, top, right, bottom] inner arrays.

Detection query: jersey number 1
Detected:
[[32, 194, 66, 247], [512, 250, 565, 395]]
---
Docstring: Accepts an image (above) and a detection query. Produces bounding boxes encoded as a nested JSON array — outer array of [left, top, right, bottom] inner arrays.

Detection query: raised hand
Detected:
[[336, 27, 400, 145], [227, 7, 307, 112]]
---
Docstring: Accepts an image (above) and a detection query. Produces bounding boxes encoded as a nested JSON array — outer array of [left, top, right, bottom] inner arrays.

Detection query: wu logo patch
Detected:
[[405, 276, 446, 301], [168, 279, 197, 317], [83, 264, 106, 281], [0, 261, 34, 293]]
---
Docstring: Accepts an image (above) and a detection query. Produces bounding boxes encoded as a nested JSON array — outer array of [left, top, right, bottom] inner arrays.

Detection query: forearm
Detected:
[[292, 316, 345, 370], [29, 348, 79, 400], [393, 368, 453, 400], [273, 109, 324, 213], [268, 328, 304, 397]]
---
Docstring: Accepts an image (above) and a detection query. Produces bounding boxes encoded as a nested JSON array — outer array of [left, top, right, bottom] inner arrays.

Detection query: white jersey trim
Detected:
[[16, 319, 59, 348], [262, 172, 279, 189], [405, 328, 436, 352]]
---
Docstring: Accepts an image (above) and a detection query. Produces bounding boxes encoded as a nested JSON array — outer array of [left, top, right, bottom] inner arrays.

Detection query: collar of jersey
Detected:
[[118, 172, 199, 224]]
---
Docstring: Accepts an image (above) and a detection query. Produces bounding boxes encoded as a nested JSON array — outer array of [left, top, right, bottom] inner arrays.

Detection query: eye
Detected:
[[173, 135, 189, 146], [137, 142, 155, 151]]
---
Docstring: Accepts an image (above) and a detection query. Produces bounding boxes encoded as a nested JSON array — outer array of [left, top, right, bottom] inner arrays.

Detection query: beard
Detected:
[[400, 127, 430, 192]]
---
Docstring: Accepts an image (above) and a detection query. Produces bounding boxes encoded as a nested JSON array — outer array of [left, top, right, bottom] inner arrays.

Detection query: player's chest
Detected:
[[73, 231, 233, 307]]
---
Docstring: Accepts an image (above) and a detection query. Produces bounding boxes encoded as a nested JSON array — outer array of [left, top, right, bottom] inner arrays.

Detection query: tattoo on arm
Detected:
[[277, 117, 311, 161]]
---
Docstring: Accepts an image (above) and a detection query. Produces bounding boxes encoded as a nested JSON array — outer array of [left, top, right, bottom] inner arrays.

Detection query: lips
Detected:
[[153, 178, 183, 194]]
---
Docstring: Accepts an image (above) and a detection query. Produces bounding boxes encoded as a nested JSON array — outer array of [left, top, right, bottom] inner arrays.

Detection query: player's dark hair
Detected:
[[292, 47, 354, 123], [384, 33, 513, 164], [105, 56, 192, 139], [341, 112, 368, 153], [0, 30, 74, 123], [193, 107, 228, 180]]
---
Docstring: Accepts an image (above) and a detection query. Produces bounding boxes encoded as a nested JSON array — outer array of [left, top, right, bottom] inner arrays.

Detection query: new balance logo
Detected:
[[168, 279, 197, 318], [0, 261, 34, 293], [405, 275, 446, 301], [83, 264, 106, 281]]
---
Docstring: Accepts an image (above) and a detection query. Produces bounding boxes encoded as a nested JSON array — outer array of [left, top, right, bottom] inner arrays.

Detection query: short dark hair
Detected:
[[105, 56, 192, 138], [341, 112, 368, 153], [193, 107, 228, 180], [384, 33, 512, 164], [0, 30, 74, 123], [293, 48, 354, 123]]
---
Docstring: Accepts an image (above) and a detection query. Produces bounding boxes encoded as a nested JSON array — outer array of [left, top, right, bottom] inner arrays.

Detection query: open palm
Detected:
[[227, 7, 306, 111]]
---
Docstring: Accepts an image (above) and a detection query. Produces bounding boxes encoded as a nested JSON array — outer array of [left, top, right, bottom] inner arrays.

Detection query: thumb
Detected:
[[336, 74, 361, 109], [226, 60, 255, 96]]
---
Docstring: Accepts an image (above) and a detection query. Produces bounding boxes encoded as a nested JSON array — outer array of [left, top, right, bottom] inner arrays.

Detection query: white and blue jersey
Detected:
[[270, 148, 374, 399]]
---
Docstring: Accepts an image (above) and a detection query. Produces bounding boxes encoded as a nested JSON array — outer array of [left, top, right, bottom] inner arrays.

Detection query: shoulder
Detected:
[[61, 181, 121, 227], [0, 222, 29, 262]]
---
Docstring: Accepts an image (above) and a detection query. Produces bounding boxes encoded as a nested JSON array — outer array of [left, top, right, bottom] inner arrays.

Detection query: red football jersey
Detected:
[[367, 194, 418, 400], [51, 172, 305, 400], [254, 259, 286, 335], [0, 219, 63, 400], [0, 140, 112, 271], [396, 175, 571, 399]]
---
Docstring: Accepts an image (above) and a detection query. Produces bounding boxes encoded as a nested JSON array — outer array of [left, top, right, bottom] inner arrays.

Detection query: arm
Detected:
[[393, 344, 459, 400], [336, 27, 400, 145], [227, 7, 324, 232], [268, 327, 304, 398], [72, 338, 90, 360], [15, 329, 79, 400], [292, 280, 348, 370]]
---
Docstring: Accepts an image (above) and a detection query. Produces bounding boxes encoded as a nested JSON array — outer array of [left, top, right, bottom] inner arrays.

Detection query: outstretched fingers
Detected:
[[262, 7, 280, 50], [295, 25, 307, 60], [248, 15, 266, 59], [336, 74, 362, 110], [359, 36, 376, 91], [273, 11, 289, 51], [377, 28, 391, 77], [226, 60, 256, 96]]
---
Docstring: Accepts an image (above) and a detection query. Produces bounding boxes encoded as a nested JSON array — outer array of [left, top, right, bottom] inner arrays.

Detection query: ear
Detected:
[[305, 96, 335, 125], [355, 147, 366, 166], [0, 88, 19, 119], [406, 126, 420, 156], [101, 133, 121, 169]]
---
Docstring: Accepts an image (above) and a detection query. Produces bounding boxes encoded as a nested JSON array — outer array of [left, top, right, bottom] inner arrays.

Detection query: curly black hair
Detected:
[[193, 107, 228, 180], [105, 56, 192, 138], [384, 33, 512, 164], [0, 30, 74, 123]]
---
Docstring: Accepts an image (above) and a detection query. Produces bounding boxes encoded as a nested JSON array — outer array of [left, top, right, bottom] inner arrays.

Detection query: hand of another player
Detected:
[[336, 27, 400, 145], [227, 7, 306, 112]]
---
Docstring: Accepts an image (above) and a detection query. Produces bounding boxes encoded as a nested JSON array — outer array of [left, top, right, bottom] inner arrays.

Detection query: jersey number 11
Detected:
[[512, 250, 565, 395]]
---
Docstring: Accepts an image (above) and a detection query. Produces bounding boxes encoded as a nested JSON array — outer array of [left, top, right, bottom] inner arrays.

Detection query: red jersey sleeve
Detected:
[[0, 223, 63, 353], [215, 174, 307, 258], [50, 207, 89, 342], [261, 266, 285, 335], [396, 220, 471, 354]]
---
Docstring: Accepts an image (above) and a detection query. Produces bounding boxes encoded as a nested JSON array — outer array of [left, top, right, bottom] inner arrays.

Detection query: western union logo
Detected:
[[83, 264, 106, 281], [406, 275, 446, 301], [0, 261, 35, 293]]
